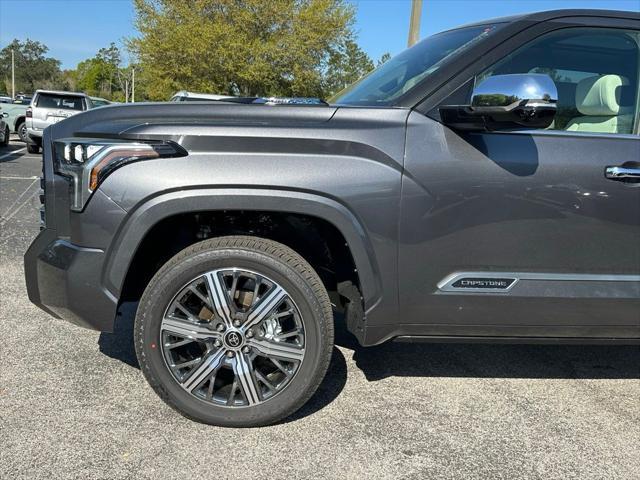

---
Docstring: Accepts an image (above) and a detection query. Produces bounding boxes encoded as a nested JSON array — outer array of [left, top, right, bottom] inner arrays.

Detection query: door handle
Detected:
[[605, 165, 640, 181]]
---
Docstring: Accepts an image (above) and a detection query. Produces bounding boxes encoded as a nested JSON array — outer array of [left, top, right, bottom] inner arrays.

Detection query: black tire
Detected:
[[27, 142, 40, 154], [1, 126, 8, 147], [135, 235, 334, 427], [17, 121, 27, 143]]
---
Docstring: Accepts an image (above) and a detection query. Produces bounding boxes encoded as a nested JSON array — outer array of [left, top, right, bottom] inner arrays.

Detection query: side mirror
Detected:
[[440, 73, 558, 131]]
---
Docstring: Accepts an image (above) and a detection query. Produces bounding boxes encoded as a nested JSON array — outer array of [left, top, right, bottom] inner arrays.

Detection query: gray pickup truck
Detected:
[[25, 9, 640, 427]]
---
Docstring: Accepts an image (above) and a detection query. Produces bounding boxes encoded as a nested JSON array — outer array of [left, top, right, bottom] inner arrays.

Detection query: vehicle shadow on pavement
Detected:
[[279, 347, 347, 424], [348, 341, 640, 381], [0, 144, 29, 163], [98, 302, 349, 422], [98, 302, 139, 368]]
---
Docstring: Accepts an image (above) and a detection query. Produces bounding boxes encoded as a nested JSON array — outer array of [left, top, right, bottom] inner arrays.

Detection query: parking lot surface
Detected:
[[1, 137, 639, 479]]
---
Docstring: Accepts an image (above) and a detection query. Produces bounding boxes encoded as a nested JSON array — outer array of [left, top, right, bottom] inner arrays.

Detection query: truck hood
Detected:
[[51, 102, 338, 140]]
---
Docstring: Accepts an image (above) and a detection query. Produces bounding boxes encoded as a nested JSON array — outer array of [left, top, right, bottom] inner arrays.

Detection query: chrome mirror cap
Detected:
[[471, 73, 558, 111]]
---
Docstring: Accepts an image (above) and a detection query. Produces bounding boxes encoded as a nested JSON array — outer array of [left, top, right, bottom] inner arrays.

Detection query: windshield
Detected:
[[331, 24, 501, 106]]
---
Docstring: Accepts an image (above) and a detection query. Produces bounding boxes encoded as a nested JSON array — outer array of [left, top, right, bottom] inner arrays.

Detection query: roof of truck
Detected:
[[451, 9, 639, 30]]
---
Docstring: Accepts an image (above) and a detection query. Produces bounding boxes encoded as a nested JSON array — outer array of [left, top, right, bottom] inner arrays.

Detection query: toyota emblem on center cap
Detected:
[[225, 331, 242, 348]]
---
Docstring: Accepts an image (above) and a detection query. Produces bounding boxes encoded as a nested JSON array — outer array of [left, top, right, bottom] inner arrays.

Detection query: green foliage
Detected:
[[0, 39, 62, 94], [75, 43, 129, 99], [324, 38, 374, 94], [129, 0, 374, 100]]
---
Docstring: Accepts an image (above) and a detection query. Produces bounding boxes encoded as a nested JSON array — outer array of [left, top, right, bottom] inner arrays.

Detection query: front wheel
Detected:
[[135, 236, 334, 427], [26, 142, 40, 154]]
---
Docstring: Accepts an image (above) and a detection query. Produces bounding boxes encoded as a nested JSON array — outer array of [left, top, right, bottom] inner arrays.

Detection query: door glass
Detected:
[[477, 28, 640, 134]]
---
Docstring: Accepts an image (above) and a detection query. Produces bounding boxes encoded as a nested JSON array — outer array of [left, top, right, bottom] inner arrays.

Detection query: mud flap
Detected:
[[337, 281, 365, 344]]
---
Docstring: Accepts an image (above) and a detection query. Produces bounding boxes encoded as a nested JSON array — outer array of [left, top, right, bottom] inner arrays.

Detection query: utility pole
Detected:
[[125, 80, 129, 103], [11, 49, 15, 100], [407, 0, 423, 47], [131, 66, 135, 103]]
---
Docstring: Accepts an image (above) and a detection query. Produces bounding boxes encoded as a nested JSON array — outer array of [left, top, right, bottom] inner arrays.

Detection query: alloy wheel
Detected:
[[160, 268, 305, 407]]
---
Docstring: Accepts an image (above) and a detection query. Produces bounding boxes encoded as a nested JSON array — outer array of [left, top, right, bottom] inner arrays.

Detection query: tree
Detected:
[[0, 39, 62, 94], [129, 0, 372, 100], [76, 43, 124, 98], [324, 38, 374, 95]]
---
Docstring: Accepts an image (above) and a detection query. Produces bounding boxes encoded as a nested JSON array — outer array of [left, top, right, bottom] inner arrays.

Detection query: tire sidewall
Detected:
[[136, 243, 330, 427], [18, 122, 27, 142]]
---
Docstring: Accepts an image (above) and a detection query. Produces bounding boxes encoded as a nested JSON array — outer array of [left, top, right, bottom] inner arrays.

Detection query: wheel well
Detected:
[[119, 210, 361, 306], [14, 116, 25, 130]]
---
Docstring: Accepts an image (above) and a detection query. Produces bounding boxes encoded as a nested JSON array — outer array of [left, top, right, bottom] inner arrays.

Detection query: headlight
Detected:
[[53, 139, 187, 211]]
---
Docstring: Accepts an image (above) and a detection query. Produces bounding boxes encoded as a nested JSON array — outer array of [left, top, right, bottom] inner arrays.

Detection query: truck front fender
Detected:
[[103, 187, 384, 315]]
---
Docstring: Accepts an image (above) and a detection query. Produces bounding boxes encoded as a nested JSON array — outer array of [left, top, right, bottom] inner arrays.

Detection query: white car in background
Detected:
[[26, 90, 93, 153]]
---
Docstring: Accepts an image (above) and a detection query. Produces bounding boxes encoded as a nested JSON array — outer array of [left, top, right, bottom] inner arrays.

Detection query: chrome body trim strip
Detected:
[[438, 272, 640, 293]]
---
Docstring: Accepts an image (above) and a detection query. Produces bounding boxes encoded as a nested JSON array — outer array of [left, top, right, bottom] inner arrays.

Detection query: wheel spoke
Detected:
[[187, 285, 212, 309], [204, 272, 233, 327], [255, 370, 277, 393], [182, 349, 225, 392], [206, 370, 218, 400], [172, 356, 203, 369], [232, 353, 261, 406], [161, 316, 218, 341], [227, 379, 239, 406], [273, 309, 293, 319], [270, 358, 293, 377], [243, 286, 286, 329], [275, 329, 303, 341], [229, 271, 240, 304], [174, 302, 201, 323], [248, 338, 304, 362], [164, 338, 193, 349]]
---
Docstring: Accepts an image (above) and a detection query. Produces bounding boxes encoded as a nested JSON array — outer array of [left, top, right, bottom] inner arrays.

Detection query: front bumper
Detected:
[[24, 228, 118, 332]]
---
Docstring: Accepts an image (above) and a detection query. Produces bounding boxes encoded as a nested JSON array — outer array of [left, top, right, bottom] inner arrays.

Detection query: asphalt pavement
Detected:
[[1, 136, 639, 479]]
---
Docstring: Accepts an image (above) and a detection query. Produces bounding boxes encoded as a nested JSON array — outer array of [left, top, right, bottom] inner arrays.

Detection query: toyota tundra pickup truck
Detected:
[[25, 10, 640, 427]]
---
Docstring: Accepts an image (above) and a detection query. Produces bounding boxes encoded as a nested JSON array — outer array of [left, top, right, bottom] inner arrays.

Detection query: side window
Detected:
[[477, 28, 640, 135]]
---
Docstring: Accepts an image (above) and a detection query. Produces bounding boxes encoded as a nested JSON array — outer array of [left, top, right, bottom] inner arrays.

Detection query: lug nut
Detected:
[[233, 319, 241, 327], [226, 351, 235, 358], [242, 346, 251, 354], [216, 323, 225, 332], [246, 329, 254, 338], [214, 339, 222, 348]]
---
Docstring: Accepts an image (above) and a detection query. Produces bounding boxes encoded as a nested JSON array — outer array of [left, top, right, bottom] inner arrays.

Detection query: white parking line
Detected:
[[0, 177, 39, 225], [0, 176, 39, 180], [0, 147, 26, 160]]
